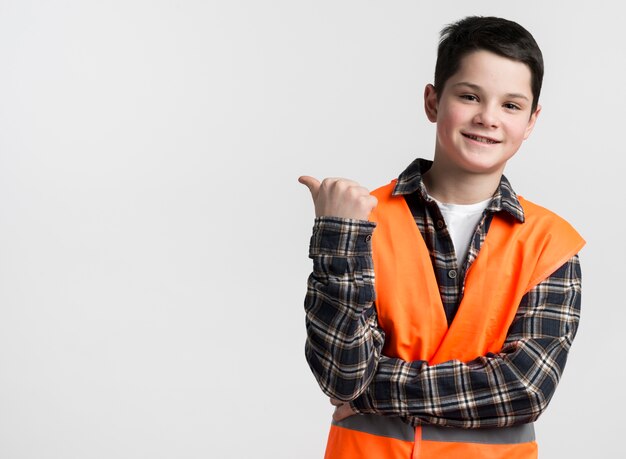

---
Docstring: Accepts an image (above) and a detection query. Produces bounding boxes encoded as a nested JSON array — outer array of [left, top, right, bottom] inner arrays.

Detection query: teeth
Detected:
[[465, 134, 498, 144]]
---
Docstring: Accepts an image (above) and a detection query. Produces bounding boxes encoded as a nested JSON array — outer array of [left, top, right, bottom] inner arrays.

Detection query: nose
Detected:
[[472, 104, 500, 128]]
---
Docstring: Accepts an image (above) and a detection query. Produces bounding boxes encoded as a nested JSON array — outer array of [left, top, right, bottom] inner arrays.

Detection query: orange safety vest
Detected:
[[324, 180, 585, 459]]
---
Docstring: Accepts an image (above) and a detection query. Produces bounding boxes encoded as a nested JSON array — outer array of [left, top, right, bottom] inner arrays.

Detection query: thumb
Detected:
[[298, 175, 321, 197]]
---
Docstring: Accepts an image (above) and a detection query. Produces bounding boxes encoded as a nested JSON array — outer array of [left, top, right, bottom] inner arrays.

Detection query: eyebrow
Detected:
[[453, 82, 530, 101]]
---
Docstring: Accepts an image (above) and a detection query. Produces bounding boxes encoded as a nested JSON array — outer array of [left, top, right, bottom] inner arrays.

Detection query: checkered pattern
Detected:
[[303, 158, 582, 428]]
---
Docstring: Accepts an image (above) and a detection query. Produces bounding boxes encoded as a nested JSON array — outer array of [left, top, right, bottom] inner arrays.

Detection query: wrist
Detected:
[[309, 217, 376, 258]]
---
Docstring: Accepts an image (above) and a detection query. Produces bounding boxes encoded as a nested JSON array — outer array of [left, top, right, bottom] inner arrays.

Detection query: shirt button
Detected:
[[436, 220, 445, 229], [365, 234, 372, 242], [448, 269, 457, 279]]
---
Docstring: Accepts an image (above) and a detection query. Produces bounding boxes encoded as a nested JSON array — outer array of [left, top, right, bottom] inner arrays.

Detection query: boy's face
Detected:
[[425, 50, 540, 176]]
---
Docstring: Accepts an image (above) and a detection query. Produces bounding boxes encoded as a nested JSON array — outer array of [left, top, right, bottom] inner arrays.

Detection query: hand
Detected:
[[330, 398, 357, 422], [298, 176, 377, 220]]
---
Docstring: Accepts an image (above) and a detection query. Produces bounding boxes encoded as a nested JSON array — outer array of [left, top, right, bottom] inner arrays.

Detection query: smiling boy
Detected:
[[300, 16, 584, 459]]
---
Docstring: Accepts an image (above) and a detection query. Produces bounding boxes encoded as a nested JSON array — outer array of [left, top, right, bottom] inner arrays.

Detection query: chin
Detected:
[[458, 153, 509, 175]]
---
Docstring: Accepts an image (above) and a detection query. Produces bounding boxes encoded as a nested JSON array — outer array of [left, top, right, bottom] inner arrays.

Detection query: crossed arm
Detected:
[[304, 217, 582, 428]]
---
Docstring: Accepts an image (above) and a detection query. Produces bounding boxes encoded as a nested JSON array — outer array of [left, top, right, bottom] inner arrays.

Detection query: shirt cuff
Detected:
[[309, 216, 376, 258]]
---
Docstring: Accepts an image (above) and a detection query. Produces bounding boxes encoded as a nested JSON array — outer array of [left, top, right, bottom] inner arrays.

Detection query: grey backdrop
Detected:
[[0, 1, 623, 458]]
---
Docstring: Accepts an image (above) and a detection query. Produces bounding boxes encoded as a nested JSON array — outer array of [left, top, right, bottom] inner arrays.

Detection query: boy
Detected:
[[299, 16, 584, 459]]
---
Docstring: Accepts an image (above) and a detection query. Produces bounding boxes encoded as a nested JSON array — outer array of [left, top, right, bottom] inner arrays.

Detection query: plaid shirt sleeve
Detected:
[[304, 216, 385, 401], [350, 255, 582, 428]]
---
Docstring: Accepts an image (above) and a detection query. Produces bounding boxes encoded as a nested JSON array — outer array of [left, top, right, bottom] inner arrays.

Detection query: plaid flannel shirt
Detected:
[[304, 158, 582, 428]]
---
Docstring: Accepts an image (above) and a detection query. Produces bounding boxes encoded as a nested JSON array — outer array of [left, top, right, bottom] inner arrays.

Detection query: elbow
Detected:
[[304, 341, 375, 402], [319, 380, 367, 403], [513, 380, 554, 424], [529, 389, 552, 423]]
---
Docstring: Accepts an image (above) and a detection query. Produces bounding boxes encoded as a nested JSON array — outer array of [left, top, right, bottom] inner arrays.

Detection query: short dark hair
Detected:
[[434, 16, 544, 113]]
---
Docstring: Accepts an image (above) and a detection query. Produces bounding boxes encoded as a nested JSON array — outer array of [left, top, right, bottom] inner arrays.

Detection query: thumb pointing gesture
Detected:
[[298, 176, 321, 199], [298, 175, 377, 220]]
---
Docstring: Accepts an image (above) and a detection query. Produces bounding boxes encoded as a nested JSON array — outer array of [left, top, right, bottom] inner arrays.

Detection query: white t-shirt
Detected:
[[431, 196, 492, 269]]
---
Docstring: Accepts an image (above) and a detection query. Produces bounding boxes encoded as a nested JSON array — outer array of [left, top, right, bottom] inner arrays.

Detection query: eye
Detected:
[[503, 103, 521, 111], [460, 94, 478, 102]]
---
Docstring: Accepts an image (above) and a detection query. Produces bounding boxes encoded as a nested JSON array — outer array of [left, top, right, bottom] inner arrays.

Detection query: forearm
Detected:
[[351, 256, 582, 428], [352, 337, 570, 427], [304, 217, 385, 401]]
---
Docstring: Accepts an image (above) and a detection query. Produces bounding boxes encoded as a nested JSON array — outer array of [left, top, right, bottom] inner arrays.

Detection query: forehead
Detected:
[[449, 50, 533, 96]]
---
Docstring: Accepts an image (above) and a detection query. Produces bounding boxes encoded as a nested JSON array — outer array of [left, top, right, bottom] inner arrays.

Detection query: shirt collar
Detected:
[[392, 158, 525, 223]]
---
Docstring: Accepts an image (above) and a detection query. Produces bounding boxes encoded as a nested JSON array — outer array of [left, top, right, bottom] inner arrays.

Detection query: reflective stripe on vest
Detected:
[[333, 415, 414, 442], [333, 414, 535, 444]]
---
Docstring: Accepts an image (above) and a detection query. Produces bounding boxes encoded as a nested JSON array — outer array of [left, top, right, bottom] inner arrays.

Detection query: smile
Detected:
[[462, 133, 501, 144]]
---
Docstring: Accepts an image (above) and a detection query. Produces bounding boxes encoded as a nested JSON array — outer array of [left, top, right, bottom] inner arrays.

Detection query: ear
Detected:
[[424, 84, 438, 123], [523, 104, 541, 140]]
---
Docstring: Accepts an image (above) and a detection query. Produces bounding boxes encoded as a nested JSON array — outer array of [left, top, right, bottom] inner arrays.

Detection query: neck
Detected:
[[423, 160, 503, 204]]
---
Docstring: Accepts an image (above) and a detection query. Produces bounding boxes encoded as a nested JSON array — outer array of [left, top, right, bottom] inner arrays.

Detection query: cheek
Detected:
[[507, 120, 532, 142], [436, 105, 468, 139]]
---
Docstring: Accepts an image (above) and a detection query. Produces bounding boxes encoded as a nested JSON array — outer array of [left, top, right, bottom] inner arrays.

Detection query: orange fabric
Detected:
[[323, 180, 585, 458], [412, 426, 422, 459], [325, 425, 413, 459], [419, 439, 538, 459]]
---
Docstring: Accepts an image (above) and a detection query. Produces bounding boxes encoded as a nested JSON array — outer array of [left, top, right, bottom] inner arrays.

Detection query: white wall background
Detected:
[[0, 1, 623, 458]]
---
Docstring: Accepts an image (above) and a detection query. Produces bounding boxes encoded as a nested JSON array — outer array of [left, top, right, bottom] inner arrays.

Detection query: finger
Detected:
[[348, 186, 373, 199], [298, 175, 321, 197], [322, 178, 359, 189], [333, 403, 356, 422], [330, 398, 343, 406], [364, 194, 378, 211]]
